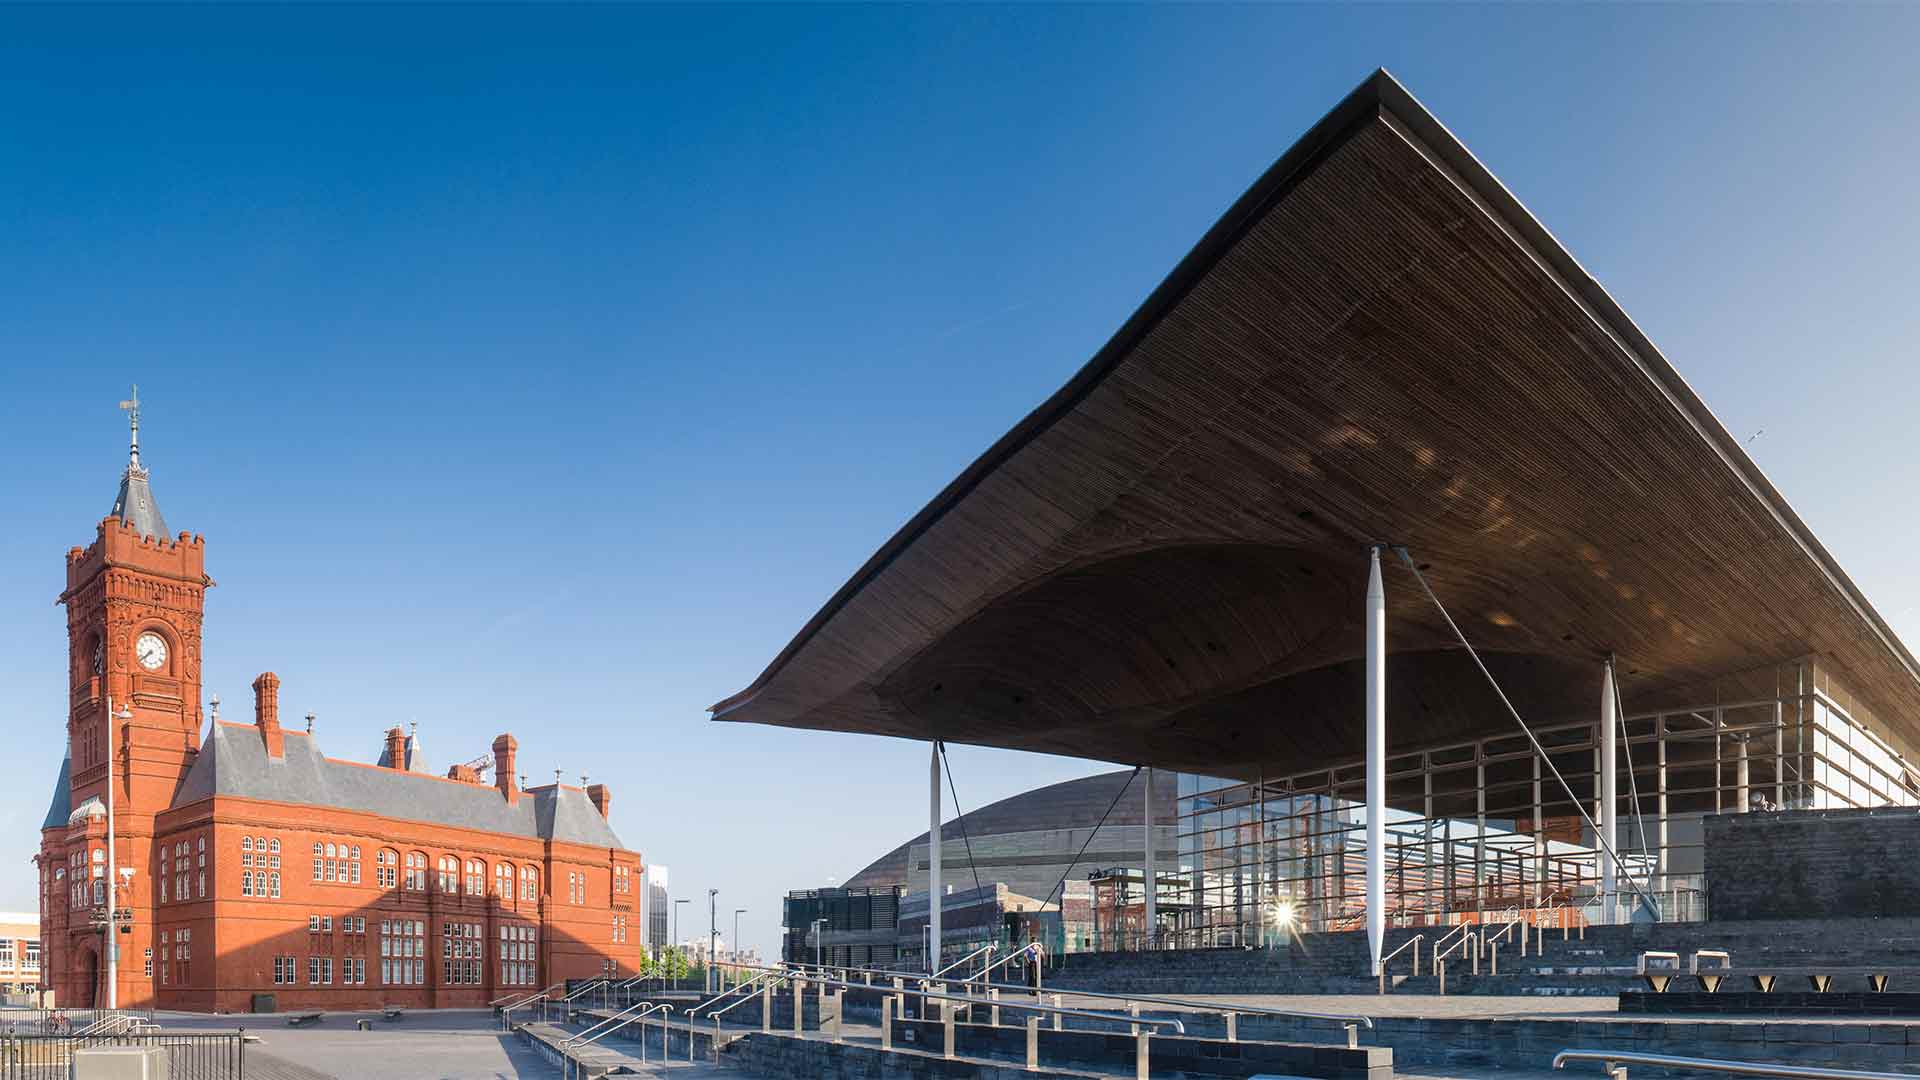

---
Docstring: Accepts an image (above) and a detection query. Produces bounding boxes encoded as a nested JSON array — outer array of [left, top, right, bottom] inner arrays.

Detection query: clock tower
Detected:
[[60, 386, 211, 816]]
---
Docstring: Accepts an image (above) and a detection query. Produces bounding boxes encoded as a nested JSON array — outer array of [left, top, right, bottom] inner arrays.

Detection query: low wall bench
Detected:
[[1743, 967, 1902, 993]]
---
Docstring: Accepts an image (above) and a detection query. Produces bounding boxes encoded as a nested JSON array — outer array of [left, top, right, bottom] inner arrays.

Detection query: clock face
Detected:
[[136, 632, 169, 671]]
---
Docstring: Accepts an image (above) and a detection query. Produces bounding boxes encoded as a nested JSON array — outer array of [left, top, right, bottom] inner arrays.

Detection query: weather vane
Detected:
[[117, 384, 143, 469]]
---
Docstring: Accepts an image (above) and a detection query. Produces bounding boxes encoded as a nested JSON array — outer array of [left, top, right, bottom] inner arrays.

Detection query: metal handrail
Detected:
[[562, 979, 608, 1003], [500, 982, 565, 1011], [929, 943, 996, 983], [1378, 933, 1424, 993], [564, 999, 672, 1045], [1380, 934, 1423, 970], [777, 958, 1371, 1033], [708, 972, 802, 1021], [565, 998, 657, 1047], [759, 968, 1185, 1034], [1432, 924, 1473, 961], [1553, 1048, 1914, 1080], [691, 971, 793, 1018], [975, 942, 1039, 986]]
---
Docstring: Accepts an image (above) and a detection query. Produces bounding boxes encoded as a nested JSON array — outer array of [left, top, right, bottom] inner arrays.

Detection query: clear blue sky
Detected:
[[4, 5, 1919, 960]]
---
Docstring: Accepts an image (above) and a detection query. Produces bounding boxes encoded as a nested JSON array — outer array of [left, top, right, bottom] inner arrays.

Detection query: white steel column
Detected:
[[929, 742, 942, 974], [1736, 737, 1751, 812], [1599, 661, 1619, 925], [1143, 767, 1156, 949], [1656, 716, 1669, 892], [1364, 546, 1386, 977]]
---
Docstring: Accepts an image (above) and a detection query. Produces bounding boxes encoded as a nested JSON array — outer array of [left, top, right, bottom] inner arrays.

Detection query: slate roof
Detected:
[[110, 466, 169, 540], [40, 757, 71, 831], [374, 731, 433, 775], [169, 722, 624, 849]]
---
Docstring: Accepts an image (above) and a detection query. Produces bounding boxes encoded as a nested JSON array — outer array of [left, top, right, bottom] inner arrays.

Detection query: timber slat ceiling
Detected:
[[711, 71, 1920, 784]]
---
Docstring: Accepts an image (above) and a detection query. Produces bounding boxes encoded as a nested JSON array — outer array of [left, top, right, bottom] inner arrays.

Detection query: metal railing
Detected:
[[1378, 933, 1423, 993], [1, 1030, 246, 1080], [496, 982, 566, 1028], [773, 958, 1372, 1045], [1433, 925, 1478, 994], [760, 967, 1186, 1078], [556, 1001, 674, 1078], [1553, 1049, 1914, 1080], [929, 944, 996, 984], [974, 942, 1039, 989]]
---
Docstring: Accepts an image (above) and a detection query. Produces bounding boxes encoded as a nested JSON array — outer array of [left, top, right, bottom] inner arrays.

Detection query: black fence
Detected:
[[0, 1032, 246, 1080], [0, 1006, 157, 1035]]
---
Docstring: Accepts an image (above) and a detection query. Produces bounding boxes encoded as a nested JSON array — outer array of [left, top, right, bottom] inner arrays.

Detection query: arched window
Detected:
[[521, 864, 537, 901], [405, 852, 426, 891], [496, 862, 513, 899], [376, 849, 398, 889], [312, 842, 324, 881], [464, 859, 483, 896], [241, 871, 253, 897], [242, 836, 253, 852], [437, 855, 457, 894], [268, 838, 280, 853]]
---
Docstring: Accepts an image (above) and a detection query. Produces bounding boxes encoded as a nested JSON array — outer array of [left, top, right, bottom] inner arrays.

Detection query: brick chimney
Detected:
[[383, 727, 407, 770], [493, 734, 519, 805], [252, 672, 283, 759], [586, 783, 611, 819]]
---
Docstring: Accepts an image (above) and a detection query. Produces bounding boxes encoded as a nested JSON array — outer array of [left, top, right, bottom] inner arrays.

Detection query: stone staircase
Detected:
[[1050, 915, 1920, 997]]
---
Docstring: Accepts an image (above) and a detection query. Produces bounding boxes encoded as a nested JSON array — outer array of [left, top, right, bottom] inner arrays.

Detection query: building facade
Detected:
[[0, 913, 41, 997], [34, 406, 645, 1012], [644, 865, 668, 953]]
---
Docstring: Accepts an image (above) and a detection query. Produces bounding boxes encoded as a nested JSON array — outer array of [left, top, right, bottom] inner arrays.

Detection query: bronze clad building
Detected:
[[718, 71, 1920, 962]]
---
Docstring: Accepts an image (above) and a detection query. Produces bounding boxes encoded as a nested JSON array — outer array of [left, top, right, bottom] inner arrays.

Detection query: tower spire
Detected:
[[119, 384, 142, 470], [109, 384, 171, 539]]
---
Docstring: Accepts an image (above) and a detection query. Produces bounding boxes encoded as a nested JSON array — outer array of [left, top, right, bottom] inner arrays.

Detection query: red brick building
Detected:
[[35, 400, 644, 1012]]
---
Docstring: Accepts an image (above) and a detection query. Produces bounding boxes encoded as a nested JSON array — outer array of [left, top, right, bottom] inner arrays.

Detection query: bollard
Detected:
[[881, 996, 893, 1051], [761, 984, 770, 1033], [831, 995, 842, 1044], [1128, 1001, 1140, 1037], [1225, 1011, 1237, 1043], [1345, 1022, 1358, 1049], [1438, 959, 1446, 996], [1051, 993, 1063, 1031], [1135, 1029, 1150, 1080], [793, 978, 804, 1035], [943, 1006, 956, 1060], [1491, 942, 1499, 975], [1471, 933, 1481, 976], [1521, 919, 1530, 958], [1026, 1015, 1040, 1071], [990, 988, 1000, 1027]]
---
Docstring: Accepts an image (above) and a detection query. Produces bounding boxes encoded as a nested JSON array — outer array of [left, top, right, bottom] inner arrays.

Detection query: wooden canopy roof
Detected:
[[711, 70, 1920, 781]]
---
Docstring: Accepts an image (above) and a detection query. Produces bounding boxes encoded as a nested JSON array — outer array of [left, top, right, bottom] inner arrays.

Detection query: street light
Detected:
[[673, 898, 689, 985], [103, 697, 132, 1010], [733, 908, 747, 986], [707, 889, 719, 995]]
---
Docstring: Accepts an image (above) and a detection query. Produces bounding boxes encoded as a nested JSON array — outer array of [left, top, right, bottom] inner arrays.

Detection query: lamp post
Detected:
[[733, 908, 746, 986], [104, 696, 131, 1010], [673, 898, 688, 985], [707, 889, 719, 995]]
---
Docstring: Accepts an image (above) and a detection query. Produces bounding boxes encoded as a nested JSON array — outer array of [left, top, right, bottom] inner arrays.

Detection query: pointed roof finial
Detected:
[[305, 711, 315, 734], [118, 384, 141, 470], [554, 768, 562, 786], [209, 694, 220, 721], [110, 384, 171, 539]]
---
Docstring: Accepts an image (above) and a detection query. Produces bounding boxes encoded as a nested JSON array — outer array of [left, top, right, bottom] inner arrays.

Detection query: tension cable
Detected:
[[1392, 546, 1661, 918]]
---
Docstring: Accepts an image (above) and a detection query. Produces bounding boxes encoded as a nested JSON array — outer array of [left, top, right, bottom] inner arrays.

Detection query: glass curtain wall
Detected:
[[1169, 659, 1920, 946]]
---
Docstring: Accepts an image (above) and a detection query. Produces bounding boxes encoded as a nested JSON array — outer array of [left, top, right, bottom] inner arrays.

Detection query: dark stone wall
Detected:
[[1706, 808, 1920, 920]]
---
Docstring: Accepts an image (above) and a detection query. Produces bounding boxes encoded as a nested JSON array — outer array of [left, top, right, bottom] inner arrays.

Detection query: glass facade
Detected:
[[1163, 659, 1920, 946]]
